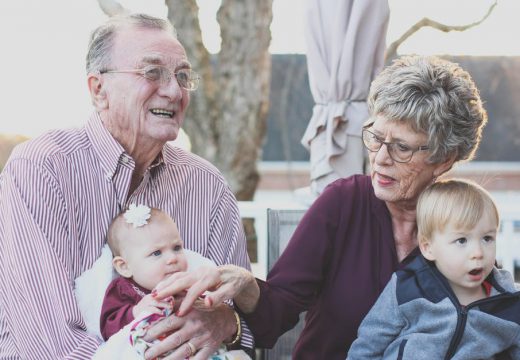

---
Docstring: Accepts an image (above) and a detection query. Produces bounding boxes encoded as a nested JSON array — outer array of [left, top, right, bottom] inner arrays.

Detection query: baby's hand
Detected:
[[132, 294, 172, 319]]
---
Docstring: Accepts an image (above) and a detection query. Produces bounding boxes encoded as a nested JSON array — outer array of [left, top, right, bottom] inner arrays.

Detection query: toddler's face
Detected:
[[421, 211, 497, 304], [121, 214, 188, 291]]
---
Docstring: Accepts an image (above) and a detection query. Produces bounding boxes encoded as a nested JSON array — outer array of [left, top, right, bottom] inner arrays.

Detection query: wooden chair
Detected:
[[259, 208, 307, 360]]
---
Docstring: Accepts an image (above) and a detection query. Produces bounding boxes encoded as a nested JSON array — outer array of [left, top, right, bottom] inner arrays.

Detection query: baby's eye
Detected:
[[455, 237, 467, 245], [483, 235, 495, 243], [173, 245, 183, 252], [151, 250, 162, 257]]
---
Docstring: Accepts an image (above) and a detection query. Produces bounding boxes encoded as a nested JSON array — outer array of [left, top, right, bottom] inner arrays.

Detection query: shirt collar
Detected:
[[86, 112, 126, 181], [86, 112, 167, 180], [150, 151, 165, 169]]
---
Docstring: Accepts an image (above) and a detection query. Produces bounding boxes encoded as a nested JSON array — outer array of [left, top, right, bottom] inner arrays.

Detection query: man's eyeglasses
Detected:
[[100, 65, 200, 91], [362, 127, 429, 163]]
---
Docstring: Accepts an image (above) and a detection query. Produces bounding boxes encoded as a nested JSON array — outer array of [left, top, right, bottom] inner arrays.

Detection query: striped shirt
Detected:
[[0, 113, 252, 359]]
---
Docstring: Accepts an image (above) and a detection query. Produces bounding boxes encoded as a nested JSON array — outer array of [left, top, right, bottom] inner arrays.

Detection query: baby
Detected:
[[100, 205, 249, 359], [347, 179, 520, 359], [100, 204, 186, 340]]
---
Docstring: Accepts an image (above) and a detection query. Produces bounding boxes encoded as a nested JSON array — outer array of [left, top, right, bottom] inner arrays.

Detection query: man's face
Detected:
[[99, 26, 191, 147], [120, 214, 188, 291]]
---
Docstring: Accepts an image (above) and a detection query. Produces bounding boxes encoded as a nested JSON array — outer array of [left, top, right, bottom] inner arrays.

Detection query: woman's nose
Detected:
[[374, 143, 393, 165]]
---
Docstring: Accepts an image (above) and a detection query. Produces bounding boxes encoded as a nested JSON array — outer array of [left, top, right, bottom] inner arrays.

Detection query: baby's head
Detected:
[[417, 179, 499, 302], [107, 205, 188, 291]]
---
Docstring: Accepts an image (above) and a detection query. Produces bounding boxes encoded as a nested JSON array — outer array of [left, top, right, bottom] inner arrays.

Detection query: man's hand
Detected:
[[143, 303, 237, 360]]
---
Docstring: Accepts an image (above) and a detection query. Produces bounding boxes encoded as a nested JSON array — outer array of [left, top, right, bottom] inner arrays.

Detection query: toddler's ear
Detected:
[[112, 256, 132, 278], [419, 240, 436, 261]]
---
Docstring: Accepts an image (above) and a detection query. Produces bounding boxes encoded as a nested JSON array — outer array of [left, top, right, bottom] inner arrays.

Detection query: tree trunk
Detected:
[[166, 0, 273, 201]]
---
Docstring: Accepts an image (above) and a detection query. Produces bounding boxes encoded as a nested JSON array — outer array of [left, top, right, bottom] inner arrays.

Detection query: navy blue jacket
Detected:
[[348, 255, 520, 360]]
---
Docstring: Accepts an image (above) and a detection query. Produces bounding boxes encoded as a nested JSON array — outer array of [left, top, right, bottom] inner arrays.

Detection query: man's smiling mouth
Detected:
[[150, 109, 174, 118]]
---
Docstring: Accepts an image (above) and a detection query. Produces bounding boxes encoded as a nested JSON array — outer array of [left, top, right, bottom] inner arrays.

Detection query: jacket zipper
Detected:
[[444, 305, 467, 359], [444, 292, 517, 359]]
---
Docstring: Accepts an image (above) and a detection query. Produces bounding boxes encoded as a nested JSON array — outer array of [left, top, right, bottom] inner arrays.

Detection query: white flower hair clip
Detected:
[[124, 204, 151, 228]]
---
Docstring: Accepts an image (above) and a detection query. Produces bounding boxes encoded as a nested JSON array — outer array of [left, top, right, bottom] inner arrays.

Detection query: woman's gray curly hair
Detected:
[[367, 55, 488, 164], [85, 13, 175, 75]]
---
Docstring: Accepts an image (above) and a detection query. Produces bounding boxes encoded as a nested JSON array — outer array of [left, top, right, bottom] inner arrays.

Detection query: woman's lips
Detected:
[[376, 172, 395, 186]]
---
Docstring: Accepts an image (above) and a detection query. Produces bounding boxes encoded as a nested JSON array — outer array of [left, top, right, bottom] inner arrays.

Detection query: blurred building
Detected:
[[261, 55, 520, 191]]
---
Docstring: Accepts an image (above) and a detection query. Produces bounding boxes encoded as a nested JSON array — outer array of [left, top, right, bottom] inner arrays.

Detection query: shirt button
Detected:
[[121, 156, 129, 164]]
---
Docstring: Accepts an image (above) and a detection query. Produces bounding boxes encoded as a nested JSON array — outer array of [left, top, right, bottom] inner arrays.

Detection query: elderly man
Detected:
[[0, 14, 251, 359]]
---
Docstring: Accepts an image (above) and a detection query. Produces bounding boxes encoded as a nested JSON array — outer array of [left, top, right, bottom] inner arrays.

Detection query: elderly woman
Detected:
[[149, 55, 487, 360]]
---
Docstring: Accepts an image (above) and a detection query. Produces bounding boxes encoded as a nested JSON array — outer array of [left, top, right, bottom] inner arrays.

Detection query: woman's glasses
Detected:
[[362, 128, 429, 163]]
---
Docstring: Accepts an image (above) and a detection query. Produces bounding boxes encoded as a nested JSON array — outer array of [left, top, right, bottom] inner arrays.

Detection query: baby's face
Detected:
[[121, 215, 188, 291], [421, 211, 497, 304]]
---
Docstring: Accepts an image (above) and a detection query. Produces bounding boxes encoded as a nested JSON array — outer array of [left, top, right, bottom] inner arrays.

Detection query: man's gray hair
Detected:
[[86, 13, 176, 74], [368, 55, 488, 163]]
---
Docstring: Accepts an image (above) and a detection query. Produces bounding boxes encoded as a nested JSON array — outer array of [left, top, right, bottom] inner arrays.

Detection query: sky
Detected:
[[0, 0, 518, 137]]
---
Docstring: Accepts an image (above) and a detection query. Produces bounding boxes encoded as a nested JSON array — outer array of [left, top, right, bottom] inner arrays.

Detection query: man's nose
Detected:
[[158, 75, 183, 101]]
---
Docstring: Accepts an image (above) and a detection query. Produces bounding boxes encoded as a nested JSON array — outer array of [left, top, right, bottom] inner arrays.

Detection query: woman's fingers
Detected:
[[154, 299, 173, 309], [152, 265, 257, 316], [196, 283, 237, 312], [177, 274, 222, 316], [154, 271, 196, 298]]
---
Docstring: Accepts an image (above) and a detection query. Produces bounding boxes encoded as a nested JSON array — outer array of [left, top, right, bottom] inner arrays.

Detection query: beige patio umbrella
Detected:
[[301, 0, 389, 195]]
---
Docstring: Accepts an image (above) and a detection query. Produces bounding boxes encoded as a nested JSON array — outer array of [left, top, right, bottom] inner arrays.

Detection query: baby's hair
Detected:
[[417, 179, 499, 244], [107, 207, 167, 256]]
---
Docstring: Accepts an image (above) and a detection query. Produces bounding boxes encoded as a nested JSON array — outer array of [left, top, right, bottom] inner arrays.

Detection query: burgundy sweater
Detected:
[[100, 277, 149, 341], [242, 175, 419, 359]]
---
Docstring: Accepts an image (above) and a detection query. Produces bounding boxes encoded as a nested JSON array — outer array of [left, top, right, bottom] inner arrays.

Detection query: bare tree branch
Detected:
[[386, 0, 498, 61], [97, 0, 129, 17], [165, 0, 219, 163], [215, 0, 273, 199]]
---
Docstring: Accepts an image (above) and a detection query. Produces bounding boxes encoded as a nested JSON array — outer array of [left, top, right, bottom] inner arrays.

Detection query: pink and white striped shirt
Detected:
[[0, 113, 252, 359]]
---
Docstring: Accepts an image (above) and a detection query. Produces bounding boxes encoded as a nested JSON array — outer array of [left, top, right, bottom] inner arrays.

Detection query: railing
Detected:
[[238, 201, 269, 280], [239, 198, 520, 281], [496, 208, 520, 277]]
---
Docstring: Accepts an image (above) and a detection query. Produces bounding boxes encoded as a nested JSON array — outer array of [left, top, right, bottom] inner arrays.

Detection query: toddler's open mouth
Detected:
[[469, 268, 483, 276]]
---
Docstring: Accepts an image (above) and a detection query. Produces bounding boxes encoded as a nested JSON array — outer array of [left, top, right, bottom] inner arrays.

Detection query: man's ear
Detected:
[[87, 73, 108, 110], [112, 256, 132, 278], [419, 239, 436, 261]]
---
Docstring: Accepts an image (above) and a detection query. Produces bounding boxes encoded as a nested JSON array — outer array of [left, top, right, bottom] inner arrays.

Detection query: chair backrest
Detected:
[[261, 208, 307, 360]]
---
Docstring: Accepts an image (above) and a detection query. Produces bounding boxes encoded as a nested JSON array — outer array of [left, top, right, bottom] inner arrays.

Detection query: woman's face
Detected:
[[368, 115, 454, 207]]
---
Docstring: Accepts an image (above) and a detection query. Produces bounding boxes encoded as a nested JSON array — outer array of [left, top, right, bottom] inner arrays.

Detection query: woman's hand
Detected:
[[153, 265, 260, 316]]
